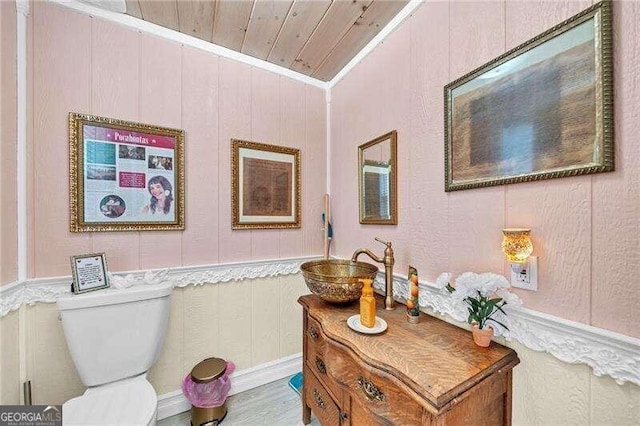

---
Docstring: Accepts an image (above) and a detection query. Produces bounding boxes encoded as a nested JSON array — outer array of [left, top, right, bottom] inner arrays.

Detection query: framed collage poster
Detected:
[[231, 139, 301, 229], [69, 113, 185, 232]]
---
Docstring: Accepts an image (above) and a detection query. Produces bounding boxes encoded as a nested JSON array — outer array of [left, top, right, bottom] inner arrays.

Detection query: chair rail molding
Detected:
[[2, 258, 638, 387], [0, 256, 316, 317]]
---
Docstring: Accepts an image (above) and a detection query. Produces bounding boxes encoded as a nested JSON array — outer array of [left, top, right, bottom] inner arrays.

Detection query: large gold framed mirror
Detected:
[[358, 130, 397, 225]]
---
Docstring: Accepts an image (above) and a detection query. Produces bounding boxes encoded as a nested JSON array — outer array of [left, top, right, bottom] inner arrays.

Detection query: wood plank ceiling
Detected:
[[124, 0, 409, 82]]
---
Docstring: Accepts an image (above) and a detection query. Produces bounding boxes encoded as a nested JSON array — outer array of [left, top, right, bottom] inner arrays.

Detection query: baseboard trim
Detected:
[[157, 353, 302, 420], [156, 389, 191, 422]]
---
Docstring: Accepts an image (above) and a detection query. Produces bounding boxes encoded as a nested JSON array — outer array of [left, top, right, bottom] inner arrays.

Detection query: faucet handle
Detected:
[[374, 237, 391, 247]]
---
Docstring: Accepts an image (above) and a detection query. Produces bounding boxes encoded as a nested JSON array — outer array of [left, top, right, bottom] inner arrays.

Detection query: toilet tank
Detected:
[[57, 283, 172, 387]]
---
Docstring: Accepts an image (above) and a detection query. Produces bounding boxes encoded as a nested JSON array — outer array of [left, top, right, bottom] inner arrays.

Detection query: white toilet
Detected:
[[57, 282, 172, 425]]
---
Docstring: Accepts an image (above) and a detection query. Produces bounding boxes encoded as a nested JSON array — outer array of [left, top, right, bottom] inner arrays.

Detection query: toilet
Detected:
[[57, 282, 172, 425]]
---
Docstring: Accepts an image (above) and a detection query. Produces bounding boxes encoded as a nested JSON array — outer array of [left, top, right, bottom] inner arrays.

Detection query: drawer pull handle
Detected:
[[313, 389, 326, 409], [315, 357, 326, 374], [308, 326, 319, 341], [357, 376, 385, 402]]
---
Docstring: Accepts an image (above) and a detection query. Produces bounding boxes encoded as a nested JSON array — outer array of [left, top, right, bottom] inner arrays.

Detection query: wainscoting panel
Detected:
[[1, 261, 638, 426], [0, 310, 21, 404], [6, 274, 308, 405]]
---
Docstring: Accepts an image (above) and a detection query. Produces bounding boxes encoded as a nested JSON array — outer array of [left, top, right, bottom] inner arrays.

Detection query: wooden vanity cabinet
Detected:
[[299, 295, 520, 425]]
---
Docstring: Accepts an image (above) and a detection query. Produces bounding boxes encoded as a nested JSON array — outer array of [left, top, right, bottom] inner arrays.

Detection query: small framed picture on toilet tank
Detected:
[[70, 253, 110, 294]]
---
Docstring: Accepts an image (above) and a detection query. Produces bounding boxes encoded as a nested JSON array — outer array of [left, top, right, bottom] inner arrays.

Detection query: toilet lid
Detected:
[[63, 377, 157, 425]]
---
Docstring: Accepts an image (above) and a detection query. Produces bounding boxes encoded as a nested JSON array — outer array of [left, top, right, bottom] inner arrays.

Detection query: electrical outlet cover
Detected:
[[511, 256, 538, 291]]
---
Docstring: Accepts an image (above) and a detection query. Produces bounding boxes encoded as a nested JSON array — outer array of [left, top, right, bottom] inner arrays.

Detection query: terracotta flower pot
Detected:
[[471, 324, 494, 347]]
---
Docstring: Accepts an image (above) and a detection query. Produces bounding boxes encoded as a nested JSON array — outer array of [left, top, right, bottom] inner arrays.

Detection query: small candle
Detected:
[[407, 266, 420, 323]]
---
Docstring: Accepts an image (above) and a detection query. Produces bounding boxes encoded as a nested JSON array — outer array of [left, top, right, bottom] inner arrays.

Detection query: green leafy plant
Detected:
[[462, 291, 508, 330], [437, 272, 521, 331]]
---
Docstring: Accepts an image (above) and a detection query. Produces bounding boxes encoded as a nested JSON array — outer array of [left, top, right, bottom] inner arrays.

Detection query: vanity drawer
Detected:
[[306, 315, 324, 359], [306, 315, 342, 401], [325, 343, 423, 425], [305, 366, 341, 426]]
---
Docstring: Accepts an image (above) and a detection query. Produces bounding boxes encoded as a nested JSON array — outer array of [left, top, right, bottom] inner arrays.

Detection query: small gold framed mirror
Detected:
[[358, 130, 397, 225]]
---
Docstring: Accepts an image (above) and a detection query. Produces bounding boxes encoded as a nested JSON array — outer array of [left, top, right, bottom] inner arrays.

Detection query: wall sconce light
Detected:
[[502, 228, 538, 291]]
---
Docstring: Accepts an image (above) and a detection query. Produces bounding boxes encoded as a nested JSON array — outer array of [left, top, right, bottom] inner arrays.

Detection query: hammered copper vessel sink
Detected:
[[300, 259, 378, 304]]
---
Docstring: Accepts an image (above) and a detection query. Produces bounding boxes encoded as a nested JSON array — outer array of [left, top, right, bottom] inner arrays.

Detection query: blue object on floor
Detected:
[[288, 372, 303, 396]]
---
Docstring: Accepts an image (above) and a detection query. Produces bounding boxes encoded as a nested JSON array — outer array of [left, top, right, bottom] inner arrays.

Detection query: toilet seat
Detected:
[[63, 376, 157, 425]]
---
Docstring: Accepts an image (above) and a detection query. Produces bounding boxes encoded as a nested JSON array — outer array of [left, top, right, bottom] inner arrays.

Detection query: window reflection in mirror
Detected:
[[358, 131, 397, 225]]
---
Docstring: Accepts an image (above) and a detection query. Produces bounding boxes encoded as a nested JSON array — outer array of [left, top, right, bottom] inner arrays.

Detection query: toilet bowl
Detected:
[[57, 282, 172, 426], [63, 375, 157, 425]]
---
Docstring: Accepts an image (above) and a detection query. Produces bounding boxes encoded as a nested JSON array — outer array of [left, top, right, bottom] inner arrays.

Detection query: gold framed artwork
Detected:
[[232, 139, 301, 229], [70, 252, 110, 294], [444, 1, 613, 192], [69, 112, 185, 232], [358, 130, 398, 225]]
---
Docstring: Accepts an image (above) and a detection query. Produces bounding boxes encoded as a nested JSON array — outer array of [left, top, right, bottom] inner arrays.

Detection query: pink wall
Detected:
[[1, 0, 18, 285], [20, 1, 638, 339], [330, 0, 639, 339], [29, 2, 326, 277]]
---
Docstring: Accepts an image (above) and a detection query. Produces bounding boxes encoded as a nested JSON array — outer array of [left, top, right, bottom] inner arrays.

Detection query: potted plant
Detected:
[[436, 272, 521, 347]]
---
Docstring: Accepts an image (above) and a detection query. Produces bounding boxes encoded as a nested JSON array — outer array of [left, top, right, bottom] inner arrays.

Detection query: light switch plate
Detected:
[[511, 256, 538, 291]]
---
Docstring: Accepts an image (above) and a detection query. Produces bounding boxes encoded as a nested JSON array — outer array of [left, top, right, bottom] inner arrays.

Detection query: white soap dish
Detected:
[[347, 315, 388, 335]]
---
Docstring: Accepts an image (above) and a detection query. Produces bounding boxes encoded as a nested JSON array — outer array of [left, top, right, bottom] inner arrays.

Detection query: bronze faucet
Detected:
[[351, 238, 395, 310]]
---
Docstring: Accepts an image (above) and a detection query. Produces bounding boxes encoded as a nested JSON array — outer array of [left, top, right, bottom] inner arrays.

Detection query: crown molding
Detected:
[[77, 0, 125, 13], [48, 0, 328, 89], [51, 0, 426, 90], [327, 0, 424, 89]]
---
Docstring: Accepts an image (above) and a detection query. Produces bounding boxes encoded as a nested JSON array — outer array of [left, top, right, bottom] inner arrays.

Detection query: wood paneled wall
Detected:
[[330, 0, 640, 339], [506, 339, 640, 425], [29, 2, 326, 278], [0, 310, 20, 404], [19, 275, 308, 405], [1, 0, 18, 285]]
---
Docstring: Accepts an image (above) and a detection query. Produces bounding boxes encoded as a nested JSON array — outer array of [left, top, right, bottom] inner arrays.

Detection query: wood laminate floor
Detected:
[[158, 376, 320, 426]]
